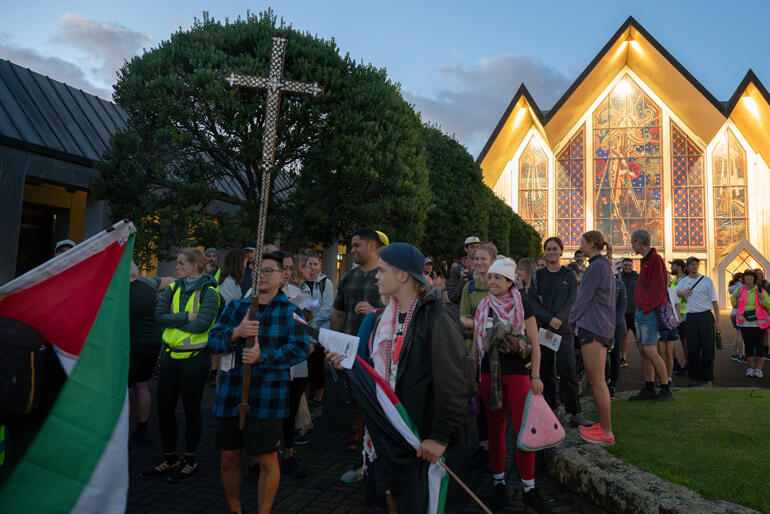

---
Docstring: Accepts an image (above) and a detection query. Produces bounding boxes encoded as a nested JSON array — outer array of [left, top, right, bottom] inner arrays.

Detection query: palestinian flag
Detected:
[[0, 220, 136, 512], [345, 355, 448, 514]]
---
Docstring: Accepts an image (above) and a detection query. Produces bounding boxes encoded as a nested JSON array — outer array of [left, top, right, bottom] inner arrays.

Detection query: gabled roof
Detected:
[[0, 59, 127, 166], [479, 16, 770, 178], [725, 69, 770, 166], [477, 84, 547, 187]]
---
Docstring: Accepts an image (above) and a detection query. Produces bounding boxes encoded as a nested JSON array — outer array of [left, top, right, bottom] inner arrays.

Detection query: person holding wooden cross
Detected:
[[208, 252, 310, 514]]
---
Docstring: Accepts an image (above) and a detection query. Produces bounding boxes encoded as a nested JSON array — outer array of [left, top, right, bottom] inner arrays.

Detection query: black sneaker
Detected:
[[281, 456, 307, 479], [628, 388, 656, 401], [168, 458, 198, 482], [608, 386, 616, 400], [139, 457, 180, 479], [490, 483, 509, 509], [522, 488, 552, 513], [653, 388, 674, 402], [619, 359, 629, 368], [293, 429, 309, 446]]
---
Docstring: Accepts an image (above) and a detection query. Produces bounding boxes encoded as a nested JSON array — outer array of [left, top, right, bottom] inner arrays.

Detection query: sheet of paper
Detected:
[[318, 328, 359, 369], [291, 296, 319, 312], [539, 328, 562, 353], [219, 352, 235, 372]]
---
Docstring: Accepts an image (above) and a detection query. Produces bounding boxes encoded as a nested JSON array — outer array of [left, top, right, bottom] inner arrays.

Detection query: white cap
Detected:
[[55, 239, 76, 251], [464, 236, 480, 246], [488, 257, 517, 282]]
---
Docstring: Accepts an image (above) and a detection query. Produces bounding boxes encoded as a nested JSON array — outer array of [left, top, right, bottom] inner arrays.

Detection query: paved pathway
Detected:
[[128, 377, 605, 513]]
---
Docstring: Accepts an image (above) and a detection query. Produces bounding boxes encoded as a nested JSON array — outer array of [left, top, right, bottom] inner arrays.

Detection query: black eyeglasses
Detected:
[[259, 268, 282, 276]]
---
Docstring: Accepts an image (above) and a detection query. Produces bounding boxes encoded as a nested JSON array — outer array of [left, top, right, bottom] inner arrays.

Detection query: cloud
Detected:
[[405, 55, 571, 158], [0, 35, 111, 98], [51, 13, 152, 85]]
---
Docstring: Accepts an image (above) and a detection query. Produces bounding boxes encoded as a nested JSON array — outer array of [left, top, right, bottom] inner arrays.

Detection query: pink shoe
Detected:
[[579, 424, 615, 446]]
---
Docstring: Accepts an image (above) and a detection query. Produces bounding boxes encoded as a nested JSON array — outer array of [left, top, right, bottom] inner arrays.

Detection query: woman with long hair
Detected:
[[515, 258, 537, 295], [474, 258, 549, 512], [143, 248, 220, 480], [568, 231, 616, 446], [218, 248, 246, 305]]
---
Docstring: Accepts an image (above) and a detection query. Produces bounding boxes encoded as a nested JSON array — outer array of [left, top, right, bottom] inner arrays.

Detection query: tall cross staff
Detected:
[[226, 36, 322, 429]]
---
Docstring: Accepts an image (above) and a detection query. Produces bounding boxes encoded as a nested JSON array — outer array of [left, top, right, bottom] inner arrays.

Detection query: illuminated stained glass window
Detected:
[[593, 76, 663, 248], [671, 124, 705, 249], [518, 138, 548, 236], [555, 126, 585, 248], [713, 129, 748, 249]]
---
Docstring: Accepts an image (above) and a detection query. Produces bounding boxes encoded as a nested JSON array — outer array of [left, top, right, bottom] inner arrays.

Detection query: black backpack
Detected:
[[0, 318, 48, 422]]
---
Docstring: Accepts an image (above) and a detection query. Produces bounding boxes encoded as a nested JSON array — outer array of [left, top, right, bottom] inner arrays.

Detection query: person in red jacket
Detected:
[[630, 230, 673, 402]]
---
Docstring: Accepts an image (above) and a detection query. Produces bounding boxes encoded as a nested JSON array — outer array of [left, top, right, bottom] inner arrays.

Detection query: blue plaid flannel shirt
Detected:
[[208, 291, 309, 419]]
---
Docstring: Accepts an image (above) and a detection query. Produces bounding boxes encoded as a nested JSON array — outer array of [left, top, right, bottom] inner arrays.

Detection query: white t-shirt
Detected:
[[675, 274, 718, 313], [666, 288, 682, 323]]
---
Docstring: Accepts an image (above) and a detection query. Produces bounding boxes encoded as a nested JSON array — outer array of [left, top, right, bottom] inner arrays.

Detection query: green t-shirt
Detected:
[[459, 277, 489, 319]]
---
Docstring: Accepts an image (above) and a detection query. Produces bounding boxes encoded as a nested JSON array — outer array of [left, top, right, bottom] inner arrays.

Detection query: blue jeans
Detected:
[[635, 310, 660, 346]]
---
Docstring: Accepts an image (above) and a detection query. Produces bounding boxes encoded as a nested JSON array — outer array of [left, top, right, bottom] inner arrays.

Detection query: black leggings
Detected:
[[156, 350, 210, 455], [283, 377, 309, 450], [308, 348, 326, 391], [741, 326, 767, 357]]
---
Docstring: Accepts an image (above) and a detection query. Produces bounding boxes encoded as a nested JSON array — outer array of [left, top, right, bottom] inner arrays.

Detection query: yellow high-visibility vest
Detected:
[[162, 283, 217, 359], [670, 275, 687, 314]]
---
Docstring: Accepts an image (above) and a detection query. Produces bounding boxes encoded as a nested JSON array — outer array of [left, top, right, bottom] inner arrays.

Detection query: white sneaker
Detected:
[[746, 368, 755, 377], [756, 369, 764, 378]]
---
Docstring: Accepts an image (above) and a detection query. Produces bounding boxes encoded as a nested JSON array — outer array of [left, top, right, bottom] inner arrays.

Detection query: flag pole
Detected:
[[438, 460, 493, 514]]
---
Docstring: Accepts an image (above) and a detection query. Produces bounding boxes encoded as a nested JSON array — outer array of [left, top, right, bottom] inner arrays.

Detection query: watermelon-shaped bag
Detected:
[[517, 391, 565, 451]]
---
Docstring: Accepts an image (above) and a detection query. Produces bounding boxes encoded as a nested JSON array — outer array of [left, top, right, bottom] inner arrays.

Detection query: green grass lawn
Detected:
[[589, 389, 770, 512]]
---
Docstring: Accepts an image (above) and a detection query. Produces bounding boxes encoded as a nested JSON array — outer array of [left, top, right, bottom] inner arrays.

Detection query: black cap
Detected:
[[380, 243, 431, 286], [669, 259, 686, 269], [686, 256, 700, 265]]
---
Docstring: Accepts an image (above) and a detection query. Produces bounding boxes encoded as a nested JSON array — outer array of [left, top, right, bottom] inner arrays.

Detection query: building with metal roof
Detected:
[[0, 58, 127, 283]]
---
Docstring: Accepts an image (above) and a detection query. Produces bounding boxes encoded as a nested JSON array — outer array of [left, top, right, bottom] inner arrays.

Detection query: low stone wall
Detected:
[[548, 404, 759, 514]]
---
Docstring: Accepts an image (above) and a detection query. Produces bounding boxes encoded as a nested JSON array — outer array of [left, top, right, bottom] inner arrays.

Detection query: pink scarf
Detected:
[[473, 289, 524, 366]]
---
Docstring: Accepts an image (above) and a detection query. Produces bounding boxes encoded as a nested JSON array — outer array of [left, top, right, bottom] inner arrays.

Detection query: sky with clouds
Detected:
[[3, 1, 770, 157]]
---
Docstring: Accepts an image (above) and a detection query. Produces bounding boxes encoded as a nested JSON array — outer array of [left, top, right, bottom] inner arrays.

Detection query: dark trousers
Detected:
[[685, 311, 715, 381], [308, 348, 326, 392], [156, 350, 210, 454], [540, 332, 581, 414], [609, 320, 626, 388], [282, 377, 309, 450]]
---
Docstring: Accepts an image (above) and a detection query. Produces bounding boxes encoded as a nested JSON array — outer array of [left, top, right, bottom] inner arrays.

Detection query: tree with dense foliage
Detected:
[[419, 125, 541, 266], [93, 10, 429, 267]]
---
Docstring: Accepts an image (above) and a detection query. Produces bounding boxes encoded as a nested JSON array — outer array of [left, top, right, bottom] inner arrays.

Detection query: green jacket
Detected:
[[155, 275, 220, 334]]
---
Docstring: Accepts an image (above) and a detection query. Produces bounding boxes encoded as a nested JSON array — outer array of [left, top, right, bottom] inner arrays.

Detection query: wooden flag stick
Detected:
[[438, 460, 493, 514]]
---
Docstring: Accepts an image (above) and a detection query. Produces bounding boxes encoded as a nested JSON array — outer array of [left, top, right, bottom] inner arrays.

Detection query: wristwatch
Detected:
[[530, 375, 540, 380]]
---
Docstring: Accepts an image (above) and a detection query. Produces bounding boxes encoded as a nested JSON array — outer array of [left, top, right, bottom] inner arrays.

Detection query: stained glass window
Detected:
[[593, 77, 663, 248], [671, 124, 705, 249], [713, 129, 748, 249], [518, 138, 548, 236], [555, 127, 585, 247]]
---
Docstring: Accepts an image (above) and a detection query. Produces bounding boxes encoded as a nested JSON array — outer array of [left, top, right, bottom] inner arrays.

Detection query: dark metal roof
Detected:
[[0, 58, 127, 166]]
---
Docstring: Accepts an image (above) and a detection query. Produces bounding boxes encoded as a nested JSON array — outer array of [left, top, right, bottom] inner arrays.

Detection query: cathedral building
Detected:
[[478, 17, 770, 307]]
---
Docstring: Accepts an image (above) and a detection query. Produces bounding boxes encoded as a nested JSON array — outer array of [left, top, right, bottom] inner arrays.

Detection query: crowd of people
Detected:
[[118, 225, 768, 514]]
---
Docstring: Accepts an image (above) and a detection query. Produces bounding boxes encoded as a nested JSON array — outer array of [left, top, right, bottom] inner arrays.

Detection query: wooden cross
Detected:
[[226, 36, 322, 428]]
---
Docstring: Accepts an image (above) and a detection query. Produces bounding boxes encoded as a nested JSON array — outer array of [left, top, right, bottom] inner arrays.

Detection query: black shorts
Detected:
[[129, 352, 158, 386], [215, 417, 283, 455], [577, 327, 613, 348], [624, 313, 636, 336]]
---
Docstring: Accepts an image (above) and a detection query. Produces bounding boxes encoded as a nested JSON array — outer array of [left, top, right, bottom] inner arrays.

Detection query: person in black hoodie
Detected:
[[530, 237, 592, 427]]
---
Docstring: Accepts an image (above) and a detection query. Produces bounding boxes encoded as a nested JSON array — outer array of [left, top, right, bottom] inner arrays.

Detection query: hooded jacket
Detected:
[[155, 274, 220, 335], [368, 287, 468, 446]]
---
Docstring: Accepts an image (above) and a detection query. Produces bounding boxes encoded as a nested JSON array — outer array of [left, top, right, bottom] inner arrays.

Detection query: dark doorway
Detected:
[[15, 203, 69, 277]]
